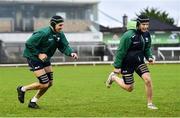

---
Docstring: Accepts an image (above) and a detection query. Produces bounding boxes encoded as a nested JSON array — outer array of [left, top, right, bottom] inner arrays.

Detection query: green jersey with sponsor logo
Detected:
[[113, 29, 153, 68], [23, 26, 73, 62]]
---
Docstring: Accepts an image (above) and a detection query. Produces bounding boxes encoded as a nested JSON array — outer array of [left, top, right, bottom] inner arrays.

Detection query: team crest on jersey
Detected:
[[53, 35, 61, 42], [57, 37, 60, 41], [145, 37, 149, 42]]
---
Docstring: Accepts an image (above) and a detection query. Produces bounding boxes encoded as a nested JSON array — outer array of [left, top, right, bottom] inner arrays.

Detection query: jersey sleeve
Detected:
[[113, 31, 132, 68], [144, 33, 153, 60], [25, 31, 46, 56], [57, 32, 73, 56]]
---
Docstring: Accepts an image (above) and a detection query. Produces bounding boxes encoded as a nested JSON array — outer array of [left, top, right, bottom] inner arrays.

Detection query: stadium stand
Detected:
[[0, 0, 109, 64], [34, 18, 92, 32], [0, 18, 14, 32], [0, 0, 179, 64]]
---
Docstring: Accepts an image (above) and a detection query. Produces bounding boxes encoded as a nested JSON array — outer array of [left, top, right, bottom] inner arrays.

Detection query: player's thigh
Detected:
[[33, 69, 46, 77], [33, 69, 51, 84], [135, 63, 149, 77], [27, 58, 47, 77], [44, 66, 53, 73], [121, 67, 135, 85]]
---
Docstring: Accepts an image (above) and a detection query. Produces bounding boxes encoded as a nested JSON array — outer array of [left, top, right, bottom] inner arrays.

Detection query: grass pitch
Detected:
[[0, 64, 180, 117]]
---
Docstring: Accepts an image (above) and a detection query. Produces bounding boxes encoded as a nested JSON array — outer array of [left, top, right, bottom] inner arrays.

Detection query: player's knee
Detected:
[[122, 74, 134, 85], [38, 83, 49, 89], [145, 80, 152, 88], [142, 73, 151, 81], [144, 76, 152, 85], [126, 85, 134, 92], [48, 81, 53, 88]]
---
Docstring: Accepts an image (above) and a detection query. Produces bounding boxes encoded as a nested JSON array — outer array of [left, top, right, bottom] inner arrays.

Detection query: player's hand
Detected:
[[148, 58, 155, 64], [113, 68, 121, 74], [38, 53, 47, 61], [71, 53, 78, 60]]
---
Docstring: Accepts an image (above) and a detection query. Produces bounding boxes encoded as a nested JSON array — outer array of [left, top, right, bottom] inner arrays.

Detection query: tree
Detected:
[[137, 7, 174, 25]]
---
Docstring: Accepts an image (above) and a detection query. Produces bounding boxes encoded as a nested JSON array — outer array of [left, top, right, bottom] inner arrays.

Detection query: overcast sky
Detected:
[[98, 0, 180, 27]]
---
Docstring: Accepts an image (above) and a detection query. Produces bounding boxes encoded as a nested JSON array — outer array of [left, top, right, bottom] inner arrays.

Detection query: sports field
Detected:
[[0, 64, 179, 117]]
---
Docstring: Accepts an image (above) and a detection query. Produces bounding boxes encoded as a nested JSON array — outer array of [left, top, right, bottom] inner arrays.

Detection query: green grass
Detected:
[[0, 64, 180, 117]]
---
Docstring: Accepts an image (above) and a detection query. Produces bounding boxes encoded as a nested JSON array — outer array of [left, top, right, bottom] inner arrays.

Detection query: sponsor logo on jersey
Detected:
[[48, 38, 53, 41], [133, 41, 140, 44], [57, 37, 60, 41], [145, 37, 149, 42]]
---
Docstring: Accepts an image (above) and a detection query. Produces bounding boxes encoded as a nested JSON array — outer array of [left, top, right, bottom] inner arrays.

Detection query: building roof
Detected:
[[149, 18, 180, 31], [99, 18, 180, 33], [99, 24, 125, 33]]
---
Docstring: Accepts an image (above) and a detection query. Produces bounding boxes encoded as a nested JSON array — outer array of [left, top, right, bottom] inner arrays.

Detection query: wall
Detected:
[[0, 32, 103, 43]]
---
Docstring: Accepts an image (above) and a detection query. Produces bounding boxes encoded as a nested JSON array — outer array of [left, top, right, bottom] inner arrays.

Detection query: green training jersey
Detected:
[[113, 29, 153, 68], [23, 26, 73, 62]]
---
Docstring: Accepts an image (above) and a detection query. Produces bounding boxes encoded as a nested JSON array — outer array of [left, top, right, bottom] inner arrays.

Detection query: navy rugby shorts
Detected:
[[27, 58, 51, 71]]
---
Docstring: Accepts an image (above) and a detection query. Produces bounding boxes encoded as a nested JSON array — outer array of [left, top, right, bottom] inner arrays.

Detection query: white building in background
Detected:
[[0, 0, 103, 42], [0, 0, 107, 63], [0, 0, 100, 31]]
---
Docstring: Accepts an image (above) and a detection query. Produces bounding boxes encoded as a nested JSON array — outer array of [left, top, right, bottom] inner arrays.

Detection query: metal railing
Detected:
[[1, 43, 106, 63]]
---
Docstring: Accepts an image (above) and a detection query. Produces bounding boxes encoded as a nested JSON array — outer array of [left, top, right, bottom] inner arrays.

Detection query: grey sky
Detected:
[[98, 0, 180, 27]]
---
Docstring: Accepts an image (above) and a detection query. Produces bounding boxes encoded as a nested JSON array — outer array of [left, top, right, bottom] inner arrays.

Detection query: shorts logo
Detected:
[[122, 70, 128, 73], [34, 66, 40, 69]]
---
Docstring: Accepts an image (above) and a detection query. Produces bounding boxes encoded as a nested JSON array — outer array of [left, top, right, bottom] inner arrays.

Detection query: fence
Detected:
[[1, 40, 180, 64], [0, 42, 107, 63], [158, 47, 180, 60]]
